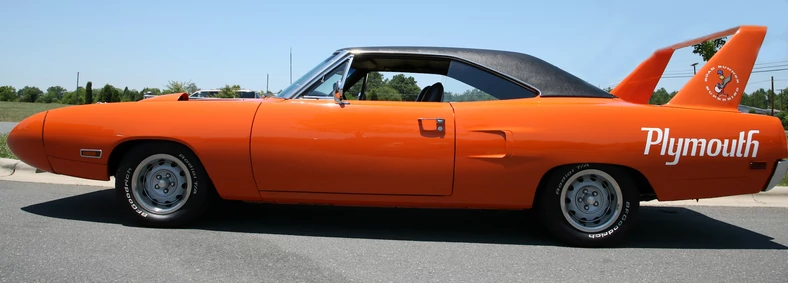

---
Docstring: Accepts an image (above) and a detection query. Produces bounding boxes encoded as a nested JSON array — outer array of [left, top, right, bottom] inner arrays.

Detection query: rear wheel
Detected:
[[114, 142, 217, 227], [536, 163, 640, 247]]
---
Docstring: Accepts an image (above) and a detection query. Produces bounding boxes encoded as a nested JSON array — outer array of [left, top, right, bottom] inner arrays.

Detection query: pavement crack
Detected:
[[750, 194, 767, 204]]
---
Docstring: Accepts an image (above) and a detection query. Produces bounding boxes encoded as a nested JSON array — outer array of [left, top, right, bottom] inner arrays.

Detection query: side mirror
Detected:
[[333, 81, 349, 105]]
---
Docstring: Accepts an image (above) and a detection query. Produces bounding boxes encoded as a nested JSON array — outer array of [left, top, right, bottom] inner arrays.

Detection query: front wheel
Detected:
[[114, 142, 217, 227], [536, 164, 640, 247]]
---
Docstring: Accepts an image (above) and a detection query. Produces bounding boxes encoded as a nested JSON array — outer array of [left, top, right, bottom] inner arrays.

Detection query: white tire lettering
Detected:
[[587, 201, 631, 239], [556, 169, 575, 195], [178, 153, 199, 195], [123, 166, 148, 218], [555, 164, 590, 195]]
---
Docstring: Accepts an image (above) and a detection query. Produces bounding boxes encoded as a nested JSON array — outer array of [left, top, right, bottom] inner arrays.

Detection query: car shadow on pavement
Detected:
[[20, 188, 787, 250]]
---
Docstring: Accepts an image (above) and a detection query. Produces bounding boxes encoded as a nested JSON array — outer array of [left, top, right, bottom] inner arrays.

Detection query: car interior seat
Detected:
[[415, 85, 432, 101], [421, 82, 444, 102]]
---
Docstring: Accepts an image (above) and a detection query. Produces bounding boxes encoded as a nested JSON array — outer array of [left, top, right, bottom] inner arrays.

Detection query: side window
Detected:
[[439, 75, 499, 103], [341, 58, 537, 102], [344, 71, 501, 102], [447, 60, 538, 100], [299, 60, 350, 99]]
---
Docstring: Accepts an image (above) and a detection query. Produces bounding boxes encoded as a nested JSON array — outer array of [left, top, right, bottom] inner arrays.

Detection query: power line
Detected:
[[755, 60, 788, 66], [661, 66, 788, 79], [663, 63, 788, 76], [750, 78, 788, 84], [754, 64, 788, 70], [603, 59, 788, 88], [663, 59, 788, 75], [605, 62, 788, 87]]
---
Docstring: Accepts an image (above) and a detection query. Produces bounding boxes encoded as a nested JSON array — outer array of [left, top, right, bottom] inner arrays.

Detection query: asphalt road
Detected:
[[0, 122, 18, 134], [1, 180, 787, 282]]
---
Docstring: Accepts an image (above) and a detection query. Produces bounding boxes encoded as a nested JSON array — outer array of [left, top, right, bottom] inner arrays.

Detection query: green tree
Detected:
[[17, 86, 43, 102], [164, 80, 186, 93], [121, 87, 139, 102], [163, 80, 199, 94], [60, 87, 85, 105], [347, 71, 385, 99], [122, 87, 129, 101], [779, 88, 788, 112], [0, 86, 16, 101], [748, 88, 768, 109], [373, 85, 402, 101], [740, 91, 751, 106], [387, 74, 421, 101], [649, 87, 672, 105], [366, 72, 385, 90], [46, 86, 67, 99], [692, 37, 727, 62], [113, 87, 121, 102], [140, 87, 162, 97], [85, 81, 93, 104], [39, 86, 66, 103], [185, 82, 198, 94], [217, 84, 241, 98], [444, 88, 497, 102], [99, 84, 116, 102], [132, 89, 144, 101]]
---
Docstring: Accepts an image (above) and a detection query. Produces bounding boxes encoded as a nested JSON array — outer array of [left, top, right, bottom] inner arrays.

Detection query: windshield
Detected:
[[276, 53, 340, 98]]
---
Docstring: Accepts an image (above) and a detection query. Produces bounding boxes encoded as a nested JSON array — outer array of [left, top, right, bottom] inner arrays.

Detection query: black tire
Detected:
[[535, 163, 640, 248], [114, 142, 217, 227]]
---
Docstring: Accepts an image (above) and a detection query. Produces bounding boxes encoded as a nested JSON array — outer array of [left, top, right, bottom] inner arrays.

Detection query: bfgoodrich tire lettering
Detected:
[[114, 142, 217, 227], [537, 163, 640, 247]]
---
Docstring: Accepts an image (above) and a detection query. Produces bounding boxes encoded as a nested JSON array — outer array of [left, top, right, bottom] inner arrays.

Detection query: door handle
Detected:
[[418, 118, 445, 131]]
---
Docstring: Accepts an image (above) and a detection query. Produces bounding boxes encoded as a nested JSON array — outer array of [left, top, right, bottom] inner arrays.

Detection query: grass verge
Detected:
[[0, 133, 16, 159], [779, 174, 788, 186], [0, 101, 69, 122]]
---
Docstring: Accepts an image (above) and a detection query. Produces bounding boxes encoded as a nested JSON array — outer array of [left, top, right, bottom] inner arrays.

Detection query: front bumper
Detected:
[[763, 159, 788, 192]]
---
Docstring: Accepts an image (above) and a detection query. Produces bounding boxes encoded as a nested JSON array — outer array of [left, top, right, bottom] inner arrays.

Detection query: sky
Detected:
[[1, 0, 787, 95]]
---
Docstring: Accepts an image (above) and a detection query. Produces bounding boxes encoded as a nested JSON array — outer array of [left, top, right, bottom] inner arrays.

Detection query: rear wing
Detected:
[[611, 25, 767, 112]]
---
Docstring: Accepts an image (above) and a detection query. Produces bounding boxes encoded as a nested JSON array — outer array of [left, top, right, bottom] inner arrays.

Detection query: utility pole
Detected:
[[76, 72, 80, 96], [266, 73, 269, 93], [691, 62, 698, 74], [771, 76, 775, 115]]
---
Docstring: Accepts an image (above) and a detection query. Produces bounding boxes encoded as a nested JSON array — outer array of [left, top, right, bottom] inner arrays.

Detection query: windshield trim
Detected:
[[276, 50, 350, 99]]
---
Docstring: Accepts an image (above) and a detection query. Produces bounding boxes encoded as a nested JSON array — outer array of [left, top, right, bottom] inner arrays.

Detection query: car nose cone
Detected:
[[6, 111, 53, 173]]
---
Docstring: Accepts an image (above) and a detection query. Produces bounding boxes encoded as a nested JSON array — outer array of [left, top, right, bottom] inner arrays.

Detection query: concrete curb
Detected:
[[0, 158, 20, 177], [642, 190, 788, 208], [1, 158, 788, 207], [0, 158, 114, 187]]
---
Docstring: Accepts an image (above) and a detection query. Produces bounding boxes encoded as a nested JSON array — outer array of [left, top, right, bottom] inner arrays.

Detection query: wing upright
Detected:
[[612, 25, 767, 112]]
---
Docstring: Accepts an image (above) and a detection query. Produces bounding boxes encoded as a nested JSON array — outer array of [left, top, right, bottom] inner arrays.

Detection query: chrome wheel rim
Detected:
[[131, 154, 192, 214], [559, 169, 623, 233]]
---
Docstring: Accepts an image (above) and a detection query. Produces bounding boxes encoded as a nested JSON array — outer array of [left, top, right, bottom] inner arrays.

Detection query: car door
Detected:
[[250, 60, 456, 196]]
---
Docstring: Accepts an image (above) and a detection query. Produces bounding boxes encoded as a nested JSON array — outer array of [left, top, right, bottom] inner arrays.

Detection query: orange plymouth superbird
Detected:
[[8, 25, 786, 247]]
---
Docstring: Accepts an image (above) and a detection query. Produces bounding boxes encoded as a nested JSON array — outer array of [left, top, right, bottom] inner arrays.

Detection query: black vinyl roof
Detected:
[[338, 46, 615, 98]]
